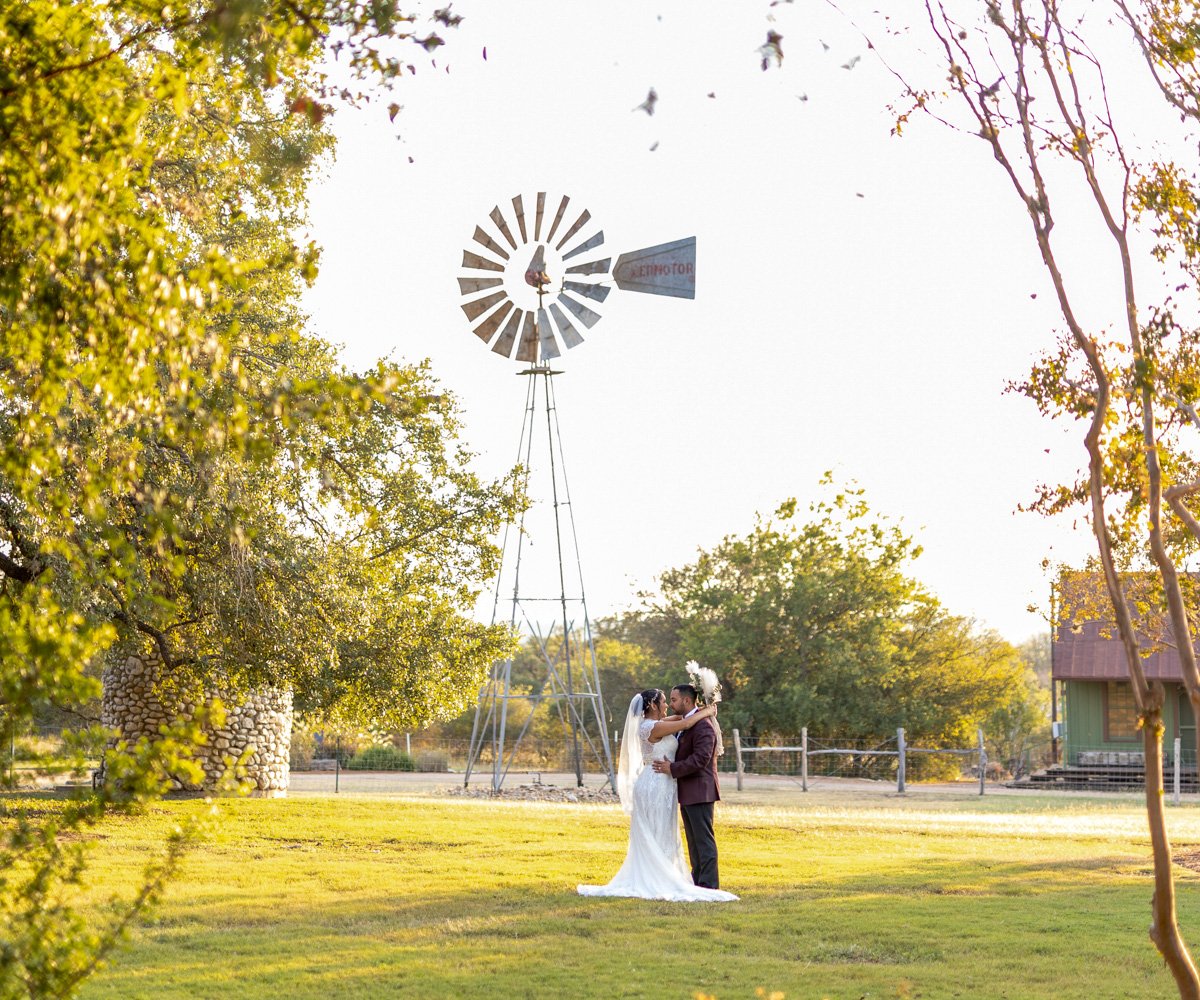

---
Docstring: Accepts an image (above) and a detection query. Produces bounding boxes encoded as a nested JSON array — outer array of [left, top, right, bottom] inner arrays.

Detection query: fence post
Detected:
[[977, 728, 986, 796], [335, 737, 340, 794], [897, 727, 906, 794], [1175, 737, 1182, 807], [801, 727, 808, 793], [733, 729, 744, 791], [405, 733, 411, 757]]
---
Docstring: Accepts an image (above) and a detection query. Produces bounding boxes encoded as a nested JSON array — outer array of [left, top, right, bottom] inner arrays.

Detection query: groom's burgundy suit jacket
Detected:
[[670, 715, 720, 806]]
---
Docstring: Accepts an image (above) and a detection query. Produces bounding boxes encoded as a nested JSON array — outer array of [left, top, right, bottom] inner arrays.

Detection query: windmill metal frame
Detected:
[[456, 190, 695, 792], [463, 362, 615, 791]]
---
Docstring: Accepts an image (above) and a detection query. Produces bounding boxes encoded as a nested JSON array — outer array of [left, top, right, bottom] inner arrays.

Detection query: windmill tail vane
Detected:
[[458, 190, 696, 364]]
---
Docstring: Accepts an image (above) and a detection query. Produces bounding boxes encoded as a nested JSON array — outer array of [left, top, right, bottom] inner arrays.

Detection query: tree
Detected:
[[904, 0, 1200, 990], [1, 3, 508, 996], [426, 631, 654, 760], [1018, 633, 1051, 689], [618, 480, 1036, 755]]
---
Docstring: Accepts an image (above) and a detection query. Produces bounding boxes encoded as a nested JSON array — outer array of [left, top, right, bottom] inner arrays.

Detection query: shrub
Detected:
[[346, 745, 415, 771], [290, 729, 316, 771], [416, 749, 451, 772]]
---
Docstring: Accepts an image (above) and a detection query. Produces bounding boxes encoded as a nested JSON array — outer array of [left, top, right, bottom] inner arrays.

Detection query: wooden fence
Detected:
[[730, 726, 988, 795]]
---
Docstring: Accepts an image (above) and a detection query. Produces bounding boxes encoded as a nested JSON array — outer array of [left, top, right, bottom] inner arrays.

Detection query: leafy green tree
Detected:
[[415, 631, 660, 774], [619, 480, 1031, 752], [1018, 634, 1051, 689], [0, 3, 516, 996], [591, 635, 666, 730]]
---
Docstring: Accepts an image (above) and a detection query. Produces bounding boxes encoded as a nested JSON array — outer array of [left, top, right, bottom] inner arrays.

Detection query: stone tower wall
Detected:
[[101, 652, 293, 795]]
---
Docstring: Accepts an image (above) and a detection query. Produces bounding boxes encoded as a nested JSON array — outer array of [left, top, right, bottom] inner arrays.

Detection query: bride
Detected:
[[577, 689, 738, 902]]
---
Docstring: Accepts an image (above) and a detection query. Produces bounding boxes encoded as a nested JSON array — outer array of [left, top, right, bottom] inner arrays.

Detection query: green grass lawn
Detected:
[[22, 786, 1200, 999]]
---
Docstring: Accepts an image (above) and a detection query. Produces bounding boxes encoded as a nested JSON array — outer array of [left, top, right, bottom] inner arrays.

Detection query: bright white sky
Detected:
[[302, 1, 1167, 644]]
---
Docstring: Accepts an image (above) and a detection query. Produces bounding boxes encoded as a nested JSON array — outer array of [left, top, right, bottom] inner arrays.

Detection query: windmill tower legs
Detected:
[[464, 365, 616, 793]]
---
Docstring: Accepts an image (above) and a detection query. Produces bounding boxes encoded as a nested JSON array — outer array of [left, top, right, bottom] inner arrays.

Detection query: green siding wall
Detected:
[[1063, 681, 1112, 749], [1064, 680, 1194, 761]]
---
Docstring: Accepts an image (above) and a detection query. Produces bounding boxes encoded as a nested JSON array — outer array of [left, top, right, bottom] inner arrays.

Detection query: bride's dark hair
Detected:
[[639, 689, 664, 715]]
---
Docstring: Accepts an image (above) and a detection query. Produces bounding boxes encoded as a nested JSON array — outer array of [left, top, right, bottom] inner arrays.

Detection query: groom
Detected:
[[651, 683, 721, 889]]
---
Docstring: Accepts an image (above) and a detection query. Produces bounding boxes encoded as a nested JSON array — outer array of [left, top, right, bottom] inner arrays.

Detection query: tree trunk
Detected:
[[1144, 703, 1200, 998]]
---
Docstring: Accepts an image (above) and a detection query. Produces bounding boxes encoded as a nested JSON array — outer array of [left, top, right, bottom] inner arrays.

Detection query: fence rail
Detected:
[[14, 720, 1200, 801], [731, 727, 989, 795]]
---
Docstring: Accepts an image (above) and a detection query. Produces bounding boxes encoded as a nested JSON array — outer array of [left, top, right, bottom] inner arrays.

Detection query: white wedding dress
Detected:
[[577, 719, 737, 902]]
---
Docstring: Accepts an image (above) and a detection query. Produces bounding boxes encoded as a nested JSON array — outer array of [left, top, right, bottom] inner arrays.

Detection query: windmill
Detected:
[[459, 191, 695, 793]]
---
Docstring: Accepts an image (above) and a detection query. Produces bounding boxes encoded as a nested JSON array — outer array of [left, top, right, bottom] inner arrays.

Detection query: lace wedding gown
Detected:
[[577, 719, 737, 902]]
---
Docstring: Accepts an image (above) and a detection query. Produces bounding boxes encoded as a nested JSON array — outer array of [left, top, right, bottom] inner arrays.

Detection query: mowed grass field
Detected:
[[19, 783, 1200, 999]]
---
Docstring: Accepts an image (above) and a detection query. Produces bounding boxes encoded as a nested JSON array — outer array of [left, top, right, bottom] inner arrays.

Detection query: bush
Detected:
[[289, 729, 316, 771], [346, 745, 415, 771], [415, 749, 450, 773]]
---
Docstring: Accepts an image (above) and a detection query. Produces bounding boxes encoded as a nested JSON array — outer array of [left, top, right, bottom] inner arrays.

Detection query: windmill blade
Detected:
[[473, 300, 514, 343], [534, 192, 546, 240], [490, 207, 518, 250], [473, 226, 510, 261], [557, 292, 602, 329], [462, 250, 504, 272], [561, 230, 605, 261], [566, 257, 610, 276], [564, 280, 611, 303], [612, 236, 696, 299], [458, 276, 503, 295], [492, 309, 523, 358], [461, 290, 506, 322], [537, 308, 561, 359], [548, 302, 585, 349], [545, 195, 570, 245], [555, 210, 591, 251], [512, 195, 527, 243], [515, 311, 539, 362]]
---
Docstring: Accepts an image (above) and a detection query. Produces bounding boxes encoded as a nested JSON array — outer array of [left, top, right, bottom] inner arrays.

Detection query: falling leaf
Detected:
[[388, 102, 402, 122], [842, 54, 861, 69], [434, 6, 463, 27], [633, 87, 658, 115], [759, 30, 784, 71], [288, 96, 326, 124], [649, 141, 659, 152], [482, 46, 487, 60], [408, 156, 415, 164], [820, 38, 830, 51], [707, 91, 716, 98], [856, 192, 865, 198], [797, 93, 808, 102]]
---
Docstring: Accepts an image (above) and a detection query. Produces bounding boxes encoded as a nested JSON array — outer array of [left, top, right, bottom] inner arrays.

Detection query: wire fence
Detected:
[[1, 724, 100, 790], [1013, 738, 1200, 796], [287, 727, 999, 795], [10, 719, 1200, 801], [728, 727, 990, 794]]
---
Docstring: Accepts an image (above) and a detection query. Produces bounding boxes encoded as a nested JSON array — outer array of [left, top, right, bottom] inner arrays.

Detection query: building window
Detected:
[[1105, 682, 1139, 741]]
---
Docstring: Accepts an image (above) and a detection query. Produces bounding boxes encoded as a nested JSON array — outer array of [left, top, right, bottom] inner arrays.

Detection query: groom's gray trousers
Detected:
[[680, 802, 719, 889]]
